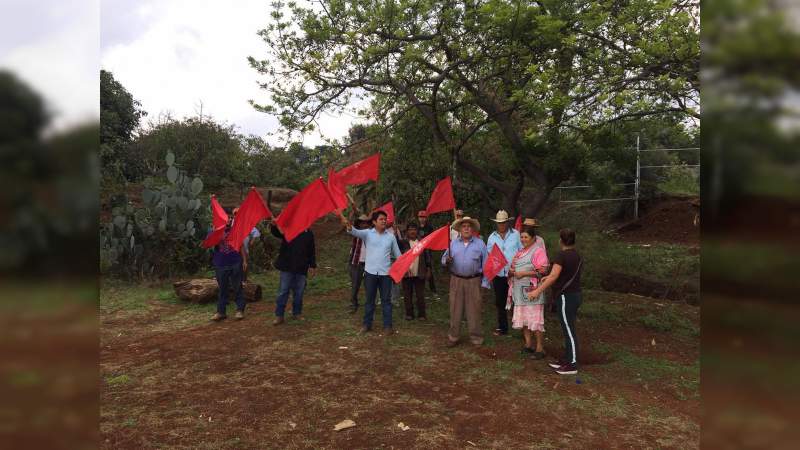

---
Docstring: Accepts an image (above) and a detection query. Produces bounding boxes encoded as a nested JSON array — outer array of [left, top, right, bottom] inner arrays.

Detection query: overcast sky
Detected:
[[0, 0, 100, 132], [100, 0, 355, 146]]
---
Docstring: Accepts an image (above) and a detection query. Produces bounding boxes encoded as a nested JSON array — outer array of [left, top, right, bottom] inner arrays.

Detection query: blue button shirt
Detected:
[[486, 229, 522, 277], [349, 227, 401, 276], [442, 236, 488, 277]]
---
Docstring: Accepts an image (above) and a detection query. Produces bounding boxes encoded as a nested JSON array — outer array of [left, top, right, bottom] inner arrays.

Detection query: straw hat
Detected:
[[490, 210, 514, 223], [522, 218, 541, 227], [452, 216, 480, 231], [356, 214, 371, 224]]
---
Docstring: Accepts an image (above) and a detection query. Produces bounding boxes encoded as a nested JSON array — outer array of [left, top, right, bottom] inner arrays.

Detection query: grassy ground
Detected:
[[99, 231, 700, 449]]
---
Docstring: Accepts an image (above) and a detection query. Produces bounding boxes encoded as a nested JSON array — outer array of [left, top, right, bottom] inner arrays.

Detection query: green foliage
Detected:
[[127, 117, 245, 188], [100, 70, 147, 183], [252, 0, 699, 216], [100, 152, 210, 279]]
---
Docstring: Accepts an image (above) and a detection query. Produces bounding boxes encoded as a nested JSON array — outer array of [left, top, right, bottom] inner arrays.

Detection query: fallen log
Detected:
[[173, 278, 262, 304]]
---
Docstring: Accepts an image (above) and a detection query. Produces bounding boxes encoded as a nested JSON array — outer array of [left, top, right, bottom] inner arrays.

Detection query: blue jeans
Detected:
[[215, 264, 245, 315], [363, 273, 393, 329], [275, 271, 307, 317]]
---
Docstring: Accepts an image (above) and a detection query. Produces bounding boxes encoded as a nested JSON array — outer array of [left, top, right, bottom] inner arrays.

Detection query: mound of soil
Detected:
[[601, 271, 699, 305], [615, 196, 699, 245]]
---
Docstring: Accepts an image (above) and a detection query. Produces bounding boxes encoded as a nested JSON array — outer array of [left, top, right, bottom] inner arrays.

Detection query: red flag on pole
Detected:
[[425, 176, 456, 215], [202, 227, 226, 249], [210, 194, 228, 229], [225, 188, 273, 251], [337, 153, 380, 186], [327, 167, 348, 210], [514, 215, 522, 231], [373, 201, 394, 224], [483, 243, 509, 282], [275, 178, 338, 242], [202, 195, 230, 248], [389, 225, 450, 283]]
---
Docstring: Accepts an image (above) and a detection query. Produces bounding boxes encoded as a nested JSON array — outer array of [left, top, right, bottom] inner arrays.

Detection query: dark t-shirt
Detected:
[[551, 249, 582, 294]]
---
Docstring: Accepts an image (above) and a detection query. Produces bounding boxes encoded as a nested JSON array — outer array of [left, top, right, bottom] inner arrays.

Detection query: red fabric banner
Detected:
[[211, 195, 228, 229], [425, 176, 456, 215], [514, 215, 522, 231], [483, 243, 509, 282], [275, 178, 338, 242], [389, 225, 450, 283], [337, 153, 380, 186], [201, 226, 226, 249], [225, 188, 273, 251], [327, 167, 348, 210], [373, 201, 394, 224]]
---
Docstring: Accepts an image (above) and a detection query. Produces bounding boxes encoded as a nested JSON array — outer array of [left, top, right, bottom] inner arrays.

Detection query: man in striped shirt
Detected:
[[347, 215, 370, 314]]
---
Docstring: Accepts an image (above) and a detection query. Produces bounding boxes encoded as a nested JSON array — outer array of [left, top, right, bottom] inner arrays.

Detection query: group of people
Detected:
[[208, 206, 584, 376]]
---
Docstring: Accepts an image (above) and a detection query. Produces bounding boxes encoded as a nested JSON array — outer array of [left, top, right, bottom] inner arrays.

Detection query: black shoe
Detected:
[[530, 351, 546, 360], [405, 315, 414, 321], [521, 347, 536, 355], [359, 326, 371, 334], [548, 359, 567, 369], [554, 363, 578, 375]]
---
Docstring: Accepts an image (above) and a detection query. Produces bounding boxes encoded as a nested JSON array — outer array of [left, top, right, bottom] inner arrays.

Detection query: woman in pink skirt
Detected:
[[507, 225, 550, 359]]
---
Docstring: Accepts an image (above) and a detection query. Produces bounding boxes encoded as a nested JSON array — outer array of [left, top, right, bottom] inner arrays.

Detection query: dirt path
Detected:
[[100, 284, 699, 449]]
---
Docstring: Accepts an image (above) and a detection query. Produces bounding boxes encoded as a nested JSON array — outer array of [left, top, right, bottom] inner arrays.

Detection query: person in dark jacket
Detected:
[[268, 219, 317, 325], [398, 222, 432, 320], [417, 210, 437, 294], [209, 209, 246, 321]]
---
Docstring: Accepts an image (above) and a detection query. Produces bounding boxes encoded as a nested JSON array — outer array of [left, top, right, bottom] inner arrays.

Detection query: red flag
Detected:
[[483, 244, 509, 282], [389, 225, 450, 283], [327, 167, 348, 210], [210, 194, 228, 229], [201, 226, 226, 249], [275, 178, 338, 242], [425, 176, 456, 215], [514, 215, 522, 231], [373, 201, 394, 224], [202, 194, 230, 248], [337, 153, 380, 186], [225, 188, 273, 251]]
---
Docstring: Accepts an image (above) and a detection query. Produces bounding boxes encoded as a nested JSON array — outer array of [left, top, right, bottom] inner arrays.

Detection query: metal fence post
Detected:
[[634, 134, 640, 220]]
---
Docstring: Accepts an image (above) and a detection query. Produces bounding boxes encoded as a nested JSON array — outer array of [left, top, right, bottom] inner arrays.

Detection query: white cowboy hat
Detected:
[[452, 216, 480, 231], [490, 210, 514, 223]]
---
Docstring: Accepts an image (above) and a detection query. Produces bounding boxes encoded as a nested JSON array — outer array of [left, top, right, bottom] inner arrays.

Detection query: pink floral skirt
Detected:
[[512, 304, 545, 331]]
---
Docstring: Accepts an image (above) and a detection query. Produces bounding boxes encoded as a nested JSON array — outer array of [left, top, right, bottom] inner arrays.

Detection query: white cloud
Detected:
[[101, 0, 360, 146], [1, 0, 100, 132]]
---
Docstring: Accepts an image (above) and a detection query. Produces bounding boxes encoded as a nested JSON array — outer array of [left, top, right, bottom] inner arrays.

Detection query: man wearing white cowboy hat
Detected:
[[486, 210, 522, 336], [442, 215, 489, 346]]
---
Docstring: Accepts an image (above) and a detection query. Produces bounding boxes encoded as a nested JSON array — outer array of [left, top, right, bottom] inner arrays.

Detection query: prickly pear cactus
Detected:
[[100, 151, 209, 278]]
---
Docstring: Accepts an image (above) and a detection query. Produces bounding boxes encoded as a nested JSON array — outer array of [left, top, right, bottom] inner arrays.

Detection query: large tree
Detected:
[[250, 0, 698, 216]]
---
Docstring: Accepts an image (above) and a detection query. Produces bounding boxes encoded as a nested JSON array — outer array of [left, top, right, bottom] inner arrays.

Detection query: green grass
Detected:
[[536, 231, 698, 290], [595, 342, 699, 399], [106, 374, 132, 386], [639, 309, 699, 338], [702, 239, 799, 292]]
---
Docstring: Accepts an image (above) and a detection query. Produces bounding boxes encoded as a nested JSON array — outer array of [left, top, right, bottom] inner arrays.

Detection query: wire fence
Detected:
[[556, 137, 699, 219]]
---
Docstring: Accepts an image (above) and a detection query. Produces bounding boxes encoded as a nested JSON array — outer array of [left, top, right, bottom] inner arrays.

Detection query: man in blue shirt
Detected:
[[486, 210, 522, 336], [339, 209, 401, 334], [442, 216, 489, 346]]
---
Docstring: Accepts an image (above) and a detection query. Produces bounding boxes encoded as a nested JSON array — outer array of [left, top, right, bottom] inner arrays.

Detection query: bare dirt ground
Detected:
[[616, 196, 700, 246], [100, 276, 699, 449]]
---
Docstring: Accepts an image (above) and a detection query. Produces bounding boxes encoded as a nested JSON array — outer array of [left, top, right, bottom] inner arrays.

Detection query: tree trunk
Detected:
[[518, 188, 553, 220], [172, 278, 262, 304]]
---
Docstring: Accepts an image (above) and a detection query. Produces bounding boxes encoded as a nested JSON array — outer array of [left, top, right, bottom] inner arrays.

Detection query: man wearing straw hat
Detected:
[[442, 216, 489, 346], [486, 210, 522, 336]]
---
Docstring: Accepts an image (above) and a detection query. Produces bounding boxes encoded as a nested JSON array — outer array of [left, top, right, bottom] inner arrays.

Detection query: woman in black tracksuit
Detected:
[[525, 228, 583, 375]]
